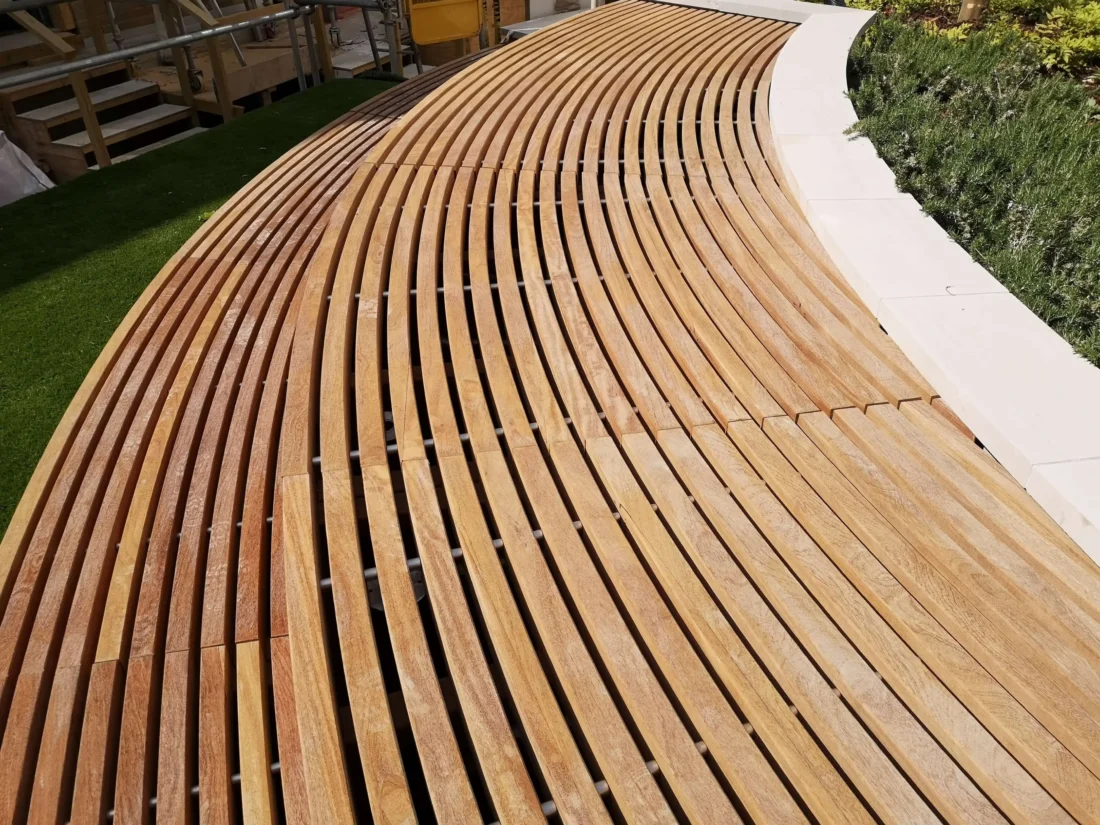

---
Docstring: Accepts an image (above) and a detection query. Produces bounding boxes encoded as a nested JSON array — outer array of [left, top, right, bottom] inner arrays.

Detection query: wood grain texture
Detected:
[[1, 9, 1097, 824]]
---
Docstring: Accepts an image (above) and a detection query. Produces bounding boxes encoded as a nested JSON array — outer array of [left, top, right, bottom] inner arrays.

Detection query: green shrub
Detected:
[[1029, 1, 1100, 73], [848, 0, 955, 19], [849, 18, 1100, 364], [847, 0, 1100, 77]]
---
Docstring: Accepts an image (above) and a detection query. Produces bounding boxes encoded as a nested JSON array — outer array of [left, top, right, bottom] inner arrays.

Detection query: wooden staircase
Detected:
[[1, 0, 340, 184], [43, 100, 194, 179], [3, 63, 202, 180]]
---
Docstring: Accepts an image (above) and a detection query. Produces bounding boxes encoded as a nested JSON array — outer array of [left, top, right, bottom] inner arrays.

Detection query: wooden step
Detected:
[[53, 103, 192, 153], [0, 60, 129, 108], [18, 80, 160, 129], [90, 126, 206, 169]]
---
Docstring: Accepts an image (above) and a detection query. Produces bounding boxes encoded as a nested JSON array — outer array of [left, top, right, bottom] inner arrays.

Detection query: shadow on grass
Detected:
[[0, 78, 396, 534]]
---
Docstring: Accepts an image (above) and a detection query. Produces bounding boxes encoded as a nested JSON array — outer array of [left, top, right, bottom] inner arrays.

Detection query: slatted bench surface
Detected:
[[3, 5, 1100, 825]]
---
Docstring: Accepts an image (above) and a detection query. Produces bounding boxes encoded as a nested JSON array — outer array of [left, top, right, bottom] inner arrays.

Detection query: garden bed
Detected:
[[846, 15, 1100, 365], [846, 0, 1100, 79]]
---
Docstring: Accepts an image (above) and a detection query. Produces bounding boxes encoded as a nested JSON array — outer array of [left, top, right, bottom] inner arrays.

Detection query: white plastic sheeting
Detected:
[[0, 130, 53, 208]]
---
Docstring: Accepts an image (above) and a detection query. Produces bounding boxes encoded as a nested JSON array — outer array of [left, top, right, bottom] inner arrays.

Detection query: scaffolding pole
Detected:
[[0, 5, 303, 90]]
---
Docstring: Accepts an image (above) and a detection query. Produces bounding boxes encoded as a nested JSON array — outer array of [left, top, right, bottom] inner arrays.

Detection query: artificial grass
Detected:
[[0, 78, 397, 534], [849, 18, 1100, 365]]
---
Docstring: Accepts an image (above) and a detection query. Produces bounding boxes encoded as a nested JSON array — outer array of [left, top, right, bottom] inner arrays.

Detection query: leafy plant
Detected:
[[845, 0, 1100, 79], [849, 18, 1100, 364], [1030, 1, 1100, 72]]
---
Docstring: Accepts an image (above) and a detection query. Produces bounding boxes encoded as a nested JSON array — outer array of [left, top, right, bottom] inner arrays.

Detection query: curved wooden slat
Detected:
[[3, 5, 1100, 825]]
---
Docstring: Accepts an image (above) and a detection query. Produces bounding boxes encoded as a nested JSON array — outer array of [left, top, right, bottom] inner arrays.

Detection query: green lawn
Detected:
[[0, 78, 396, 535]]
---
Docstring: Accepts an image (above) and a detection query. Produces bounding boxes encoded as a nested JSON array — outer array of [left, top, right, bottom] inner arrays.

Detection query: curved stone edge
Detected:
[[768, 8, 1100, 563], [651, 0, 849, 23]]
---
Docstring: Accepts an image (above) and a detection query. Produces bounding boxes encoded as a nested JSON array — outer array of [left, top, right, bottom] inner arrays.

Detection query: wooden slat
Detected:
[[703, 421, 1069, 825], [833, 407, 1100, 668], [3, 89, 439, 824], [439, 169, 618, 825], [236, 640, 276, 825], [406, 165, 548, 823], [485, 156, 870, 824], [169, 0, 216, 28], [6, 8, 1100, 825], [281, 472, 355, 824], [748, 415, 1100, 824], [790, 411, 1100, 776]]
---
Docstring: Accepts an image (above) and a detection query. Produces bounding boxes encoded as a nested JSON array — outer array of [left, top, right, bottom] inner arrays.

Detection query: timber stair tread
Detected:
[[0, 60, 128, 104], [90, 126, 207, 168], [53, 102, 191, 151], [18, 79, 160, 127]]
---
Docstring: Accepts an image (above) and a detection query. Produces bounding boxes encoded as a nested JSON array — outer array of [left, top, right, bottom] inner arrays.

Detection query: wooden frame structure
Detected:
[[3, 0, 335, 174], [2, 3, 1100, 823], [4, 7, 111, 165]]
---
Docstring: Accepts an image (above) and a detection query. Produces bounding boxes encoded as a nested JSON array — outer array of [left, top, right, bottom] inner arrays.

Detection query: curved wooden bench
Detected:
[[3, 3, 1100, 824]]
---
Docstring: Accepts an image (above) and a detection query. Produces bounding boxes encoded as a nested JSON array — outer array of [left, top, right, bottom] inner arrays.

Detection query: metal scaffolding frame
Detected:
[[0, 0, 424, 177], [0, 5, 304, 89], [0, 0, 416, 91]]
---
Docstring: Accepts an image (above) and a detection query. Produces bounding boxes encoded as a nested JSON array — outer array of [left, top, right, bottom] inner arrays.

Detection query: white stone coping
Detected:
[[654, 0, 852, 23], [500, 10, 584, 37], [511, 0, 847, 31], [768, 8, 1100, 562]]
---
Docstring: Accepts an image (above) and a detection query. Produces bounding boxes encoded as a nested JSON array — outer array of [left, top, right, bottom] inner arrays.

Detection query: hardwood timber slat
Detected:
[[2, 6, 1098, 824]]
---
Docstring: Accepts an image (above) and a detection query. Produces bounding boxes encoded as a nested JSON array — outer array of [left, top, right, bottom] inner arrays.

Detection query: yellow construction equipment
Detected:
[[409, 0, 482, 44]]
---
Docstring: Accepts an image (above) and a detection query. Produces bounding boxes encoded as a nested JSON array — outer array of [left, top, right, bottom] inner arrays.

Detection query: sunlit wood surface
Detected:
[[3, 4, 1100, 823]]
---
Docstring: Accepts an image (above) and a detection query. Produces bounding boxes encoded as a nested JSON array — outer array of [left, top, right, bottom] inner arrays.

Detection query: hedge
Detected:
[[848, 17, 1100, 364]]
